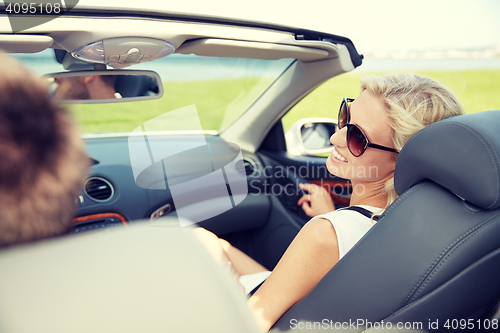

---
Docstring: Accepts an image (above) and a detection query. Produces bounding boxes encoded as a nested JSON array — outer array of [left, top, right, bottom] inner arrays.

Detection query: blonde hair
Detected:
[[360, 73, 465, 210]]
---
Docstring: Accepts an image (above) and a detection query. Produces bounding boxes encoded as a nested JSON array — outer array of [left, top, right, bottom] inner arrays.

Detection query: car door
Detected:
[[216, 117, 350, 271]]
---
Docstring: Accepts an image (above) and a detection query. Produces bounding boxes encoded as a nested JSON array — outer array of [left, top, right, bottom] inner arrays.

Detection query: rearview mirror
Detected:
[[45, 70, 163, 104], [285, 118, 336, 156]]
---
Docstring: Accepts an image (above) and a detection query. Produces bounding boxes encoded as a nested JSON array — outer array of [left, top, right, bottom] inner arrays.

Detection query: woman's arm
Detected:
[[248, 218, 339, 332]]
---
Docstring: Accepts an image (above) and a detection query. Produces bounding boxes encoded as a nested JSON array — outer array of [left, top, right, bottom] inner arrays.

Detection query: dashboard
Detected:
[[73, 134, 271, 235]]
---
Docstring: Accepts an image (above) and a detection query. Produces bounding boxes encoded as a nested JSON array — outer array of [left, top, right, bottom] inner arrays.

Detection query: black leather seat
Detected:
[[272, 110, 500, 332]]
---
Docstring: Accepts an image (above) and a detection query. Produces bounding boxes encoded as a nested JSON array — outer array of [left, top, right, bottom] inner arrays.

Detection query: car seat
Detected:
[[272, 110, 500, 332], [0, 221, 261, 333]]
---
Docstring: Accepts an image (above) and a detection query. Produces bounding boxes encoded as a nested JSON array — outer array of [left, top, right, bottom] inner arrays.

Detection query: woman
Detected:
[[195, 73, 465, 331]]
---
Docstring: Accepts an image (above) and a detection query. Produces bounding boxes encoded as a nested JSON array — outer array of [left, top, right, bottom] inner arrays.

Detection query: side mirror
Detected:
[[285, 118, 337, 156], [44, 70, 163, 104]]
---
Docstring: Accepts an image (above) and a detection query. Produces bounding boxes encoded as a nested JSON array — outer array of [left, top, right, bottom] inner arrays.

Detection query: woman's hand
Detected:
[[297, 183, 336, 217]]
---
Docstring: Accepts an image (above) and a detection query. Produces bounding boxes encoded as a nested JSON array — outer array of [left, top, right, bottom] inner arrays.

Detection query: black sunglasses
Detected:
[[338, 97, 399, 157]]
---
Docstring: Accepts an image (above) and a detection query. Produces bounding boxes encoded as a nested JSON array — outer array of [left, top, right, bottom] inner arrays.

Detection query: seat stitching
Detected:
[[378, 182, 426, 220], [399, 121, 500, 209], [446, 123, 500, 209], [383, 266, 500, 326], [377, 182, 443, 306], [408, 211, 500, 303], [403, 211, 500, 306], [394, 119, 500, 304]]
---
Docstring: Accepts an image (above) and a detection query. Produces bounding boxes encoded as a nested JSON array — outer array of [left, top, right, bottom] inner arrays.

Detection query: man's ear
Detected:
[[83, 75, 97, 84]]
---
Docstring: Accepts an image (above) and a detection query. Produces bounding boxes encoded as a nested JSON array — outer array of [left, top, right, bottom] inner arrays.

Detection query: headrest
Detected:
[[395, 110, 500, 210]]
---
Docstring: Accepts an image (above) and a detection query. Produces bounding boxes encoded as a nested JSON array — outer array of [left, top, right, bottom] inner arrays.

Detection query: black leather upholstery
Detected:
[[396, 110, 500, 210], [271, 111, 500, 332]]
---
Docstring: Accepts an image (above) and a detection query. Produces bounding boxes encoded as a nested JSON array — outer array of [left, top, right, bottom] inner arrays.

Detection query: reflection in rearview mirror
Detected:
[[45, 70, 163, 104]]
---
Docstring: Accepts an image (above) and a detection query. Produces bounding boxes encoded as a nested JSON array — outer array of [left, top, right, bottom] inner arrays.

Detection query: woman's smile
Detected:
[[330, 146, 348, 163]]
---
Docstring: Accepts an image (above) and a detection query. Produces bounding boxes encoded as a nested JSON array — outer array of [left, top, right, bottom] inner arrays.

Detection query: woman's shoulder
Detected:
[[311, 205, 380, 227], [321, 205, 380, 218], [310, 205, 381, 259]]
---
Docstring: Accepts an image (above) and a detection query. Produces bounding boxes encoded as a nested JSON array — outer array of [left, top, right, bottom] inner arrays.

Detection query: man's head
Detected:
[[0, 53, 89, 247], [55, 74, 117, 100]]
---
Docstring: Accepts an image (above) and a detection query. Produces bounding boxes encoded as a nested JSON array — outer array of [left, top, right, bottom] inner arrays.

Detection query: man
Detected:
[[54, 74, 120, 100], [0, 53, 89, 247]]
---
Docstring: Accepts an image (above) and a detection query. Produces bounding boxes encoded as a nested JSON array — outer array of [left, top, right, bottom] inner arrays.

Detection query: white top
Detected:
[[311, 205, 380, 259], [239, 205, 380, 294], [239, 270, 272, 294]]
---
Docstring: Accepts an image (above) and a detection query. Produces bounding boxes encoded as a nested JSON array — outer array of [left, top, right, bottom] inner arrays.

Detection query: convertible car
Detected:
[[0, 3, 499, 333]]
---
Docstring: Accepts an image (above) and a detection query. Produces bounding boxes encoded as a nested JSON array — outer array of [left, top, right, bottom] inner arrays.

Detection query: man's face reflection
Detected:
[[54, 76, 90, 100]]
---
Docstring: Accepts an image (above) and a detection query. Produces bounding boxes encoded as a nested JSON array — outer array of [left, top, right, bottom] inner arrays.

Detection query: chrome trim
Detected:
[[150, 203, 173, 220], [84, 176, 115, 202], [242, 157, 257, 177]]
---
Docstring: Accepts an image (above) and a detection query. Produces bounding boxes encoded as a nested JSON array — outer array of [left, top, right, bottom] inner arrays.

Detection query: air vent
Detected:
[[242, 158, 257, 176], [84, 177, 114, 202]]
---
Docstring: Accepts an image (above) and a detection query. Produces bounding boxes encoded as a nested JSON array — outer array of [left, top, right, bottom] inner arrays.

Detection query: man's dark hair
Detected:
[[100, 74, 117, 87], [0, 53, 89, 247]]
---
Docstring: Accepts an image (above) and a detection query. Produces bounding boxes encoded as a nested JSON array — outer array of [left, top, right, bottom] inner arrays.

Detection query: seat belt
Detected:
[[342, 206, 379, 222]]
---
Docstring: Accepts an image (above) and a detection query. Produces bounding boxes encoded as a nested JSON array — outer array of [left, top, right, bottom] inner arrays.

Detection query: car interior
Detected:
[[0, 8, 362, 269], [272, 110, 500, 332], [0, 4, 499, 332]]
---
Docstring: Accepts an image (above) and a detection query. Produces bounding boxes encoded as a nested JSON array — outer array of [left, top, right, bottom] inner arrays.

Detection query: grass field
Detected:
[[282, 69, 500, 131], [68, 69, 500, 134], [69, 77, 272, 133]]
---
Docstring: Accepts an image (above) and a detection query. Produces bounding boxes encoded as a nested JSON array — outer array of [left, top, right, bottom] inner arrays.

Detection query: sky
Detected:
[[151, 0, 500, 54], [2, 0, 500, 54]]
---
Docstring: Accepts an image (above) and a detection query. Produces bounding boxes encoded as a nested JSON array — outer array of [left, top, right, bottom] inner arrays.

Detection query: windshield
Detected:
[[14, 50, 294, 134]]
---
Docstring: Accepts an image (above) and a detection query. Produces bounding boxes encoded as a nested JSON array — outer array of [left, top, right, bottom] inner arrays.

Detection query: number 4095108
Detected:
[[444, 319, 498, 330], [5, 2, 62, 14]]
